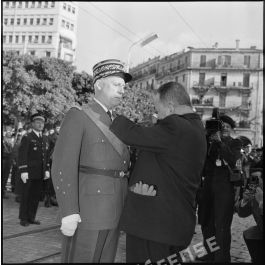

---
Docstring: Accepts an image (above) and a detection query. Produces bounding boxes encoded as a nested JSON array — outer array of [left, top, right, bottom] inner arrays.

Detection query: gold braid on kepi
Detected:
[[92, 59, 132, 86]]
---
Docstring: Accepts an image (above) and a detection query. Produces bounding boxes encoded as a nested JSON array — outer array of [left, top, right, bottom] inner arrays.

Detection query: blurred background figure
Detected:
[[2, 125, 15, 199]]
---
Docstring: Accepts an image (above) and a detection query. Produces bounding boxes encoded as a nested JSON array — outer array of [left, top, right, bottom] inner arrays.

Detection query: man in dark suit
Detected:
[[110, 81, 207, 263], [51, 59, 132, 262], [18, 112, 50, 226]]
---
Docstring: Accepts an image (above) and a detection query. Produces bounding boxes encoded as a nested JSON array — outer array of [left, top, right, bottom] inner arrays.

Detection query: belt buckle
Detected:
[[119, 171, 125, 178]]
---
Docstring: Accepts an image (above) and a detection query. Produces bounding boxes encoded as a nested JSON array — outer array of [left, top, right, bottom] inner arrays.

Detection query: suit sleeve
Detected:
[[110, 115, 171, 152], [51, 108, 84, 218], [18, 135, 29, 174]]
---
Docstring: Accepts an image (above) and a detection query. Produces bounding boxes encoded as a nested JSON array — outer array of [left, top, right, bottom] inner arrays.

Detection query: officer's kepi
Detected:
[[92, 59, 132, 86], [31, 112, 46, 122]]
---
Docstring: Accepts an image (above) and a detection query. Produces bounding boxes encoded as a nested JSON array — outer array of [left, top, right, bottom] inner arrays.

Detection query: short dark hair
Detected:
[[156, 81, 191, 107]]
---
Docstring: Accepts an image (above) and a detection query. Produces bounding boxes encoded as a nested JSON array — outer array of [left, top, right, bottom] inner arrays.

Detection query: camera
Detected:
[[205, 108, 224, 135]]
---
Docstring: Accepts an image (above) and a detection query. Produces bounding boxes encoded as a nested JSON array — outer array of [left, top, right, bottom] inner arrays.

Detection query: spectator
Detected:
[[236, 168, 263, 263]]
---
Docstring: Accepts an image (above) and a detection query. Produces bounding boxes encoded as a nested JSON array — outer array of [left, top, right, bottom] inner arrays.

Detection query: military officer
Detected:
[[51, 59, 132, 263], [18, 112, 50, 226]]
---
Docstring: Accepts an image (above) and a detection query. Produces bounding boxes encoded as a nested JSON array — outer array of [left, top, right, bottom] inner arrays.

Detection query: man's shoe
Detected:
[[28, 219, 41, 225], [20, 220, 30, 227]]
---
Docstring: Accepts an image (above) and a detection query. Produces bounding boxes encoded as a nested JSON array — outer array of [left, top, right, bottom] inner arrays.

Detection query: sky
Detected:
[[75, 2, 263, 74]]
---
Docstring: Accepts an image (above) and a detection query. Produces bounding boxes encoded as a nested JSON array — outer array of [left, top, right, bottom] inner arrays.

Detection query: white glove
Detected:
[[44, 171, 50, 180], [60, 214, 81, 237], [21, 172, 29, 184]]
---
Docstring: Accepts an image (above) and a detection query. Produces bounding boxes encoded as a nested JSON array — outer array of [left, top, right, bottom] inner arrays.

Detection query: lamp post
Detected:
[[126, 33, 158, 72]]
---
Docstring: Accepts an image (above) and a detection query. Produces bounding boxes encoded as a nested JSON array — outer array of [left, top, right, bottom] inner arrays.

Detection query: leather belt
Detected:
[[79, 165, 129, 179]]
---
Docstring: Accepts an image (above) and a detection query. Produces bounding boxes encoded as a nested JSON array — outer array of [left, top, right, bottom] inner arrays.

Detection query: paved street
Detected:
[[3, 190, 255, 263]]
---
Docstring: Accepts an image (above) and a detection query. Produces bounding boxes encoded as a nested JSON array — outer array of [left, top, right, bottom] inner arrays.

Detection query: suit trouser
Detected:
[[61, 227, 119, 263], [19, 179, 42, 221], [126, 234, 185, 263], [200, 171, 235, 262]]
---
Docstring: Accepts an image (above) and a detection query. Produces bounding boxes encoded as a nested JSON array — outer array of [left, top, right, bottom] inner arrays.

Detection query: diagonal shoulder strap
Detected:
[[82, 107, 125, 157]]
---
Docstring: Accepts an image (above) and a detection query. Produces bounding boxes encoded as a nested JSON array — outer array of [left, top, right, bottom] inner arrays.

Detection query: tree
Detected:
[[2, 52, 77, 126]]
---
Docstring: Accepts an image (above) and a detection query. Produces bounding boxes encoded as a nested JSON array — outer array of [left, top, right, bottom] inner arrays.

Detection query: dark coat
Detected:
[[51, 100, 130, 230], [18, 131, 50, 179], [110, 113, 207, 246]]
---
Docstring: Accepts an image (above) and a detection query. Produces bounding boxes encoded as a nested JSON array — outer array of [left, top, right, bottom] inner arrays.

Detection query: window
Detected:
[[22, 35, 26, 43], [23, 18, 27, 25], [4, 18, 8, 25], [242, 94, 249, 108], [34, 35, 39, 43], [51, 2, 55, 7], [31, 2, 35, 8], [10, 18, 14, 25], [66, 22, 69, 29], [219, 92, 226, 107], [36, 18, 40, 25], [70, 24, 74, 31], [30, 18, 34, 25], [244, 55, 251, 67], [15, 35, 19, 43], [28, 35, 32, 43], [217, 56, 222, 65], [17, 18, 20, 25], [18, 2, 22, 8], [44, 1, 48, 8], [30, 50, 35, 56], [49, 18, 53, 25], [182, 74, 185, 82], [200, 55, 206, 67], [11, 1, 16, 8], [72, 7, 75, 14], [63, 3, 66, 9], [9, 35, 13, 43], [68, 5, 71, 12], [175, 76, 178, 83], [25, 2, 29, 8], [61, 20, 65, 27], [43, 18, 47, 25], [220, 73, 227, 86], [5, 2, 10, 8], [37, 2, 41, 7], [224, 55, 231, 66], [199, 73, 205, 85], [243, 73, 250, 87], [46, 51, 51, 57], [47, 35, 52, 43], [16, 51, 20, 55], [3, 35, 6, 43], [185, 56, 188, 65], [42, 35, 46, 43]]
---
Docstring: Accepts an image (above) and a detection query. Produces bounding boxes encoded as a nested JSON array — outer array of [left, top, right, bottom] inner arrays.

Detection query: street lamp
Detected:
[[126, 33, 158, 72]]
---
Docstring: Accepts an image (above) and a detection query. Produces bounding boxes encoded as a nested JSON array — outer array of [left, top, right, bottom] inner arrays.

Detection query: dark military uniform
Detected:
[[51, 100, 130, 263], [198, 135, 242, 262], [18, 131, 50, 222]]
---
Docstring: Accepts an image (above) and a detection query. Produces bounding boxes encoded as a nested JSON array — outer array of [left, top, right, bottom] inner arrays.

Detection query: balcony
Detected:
[[192, 97, 214, 109], [238, 120, 251, 128], [213, 82, 253, 93]]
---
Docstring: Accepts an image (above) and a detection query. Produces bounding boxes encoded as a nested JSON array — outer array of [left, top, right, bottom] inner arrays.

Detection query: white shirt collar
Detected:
[[33, 129, 41, 137], [93, 97, 112, 114]]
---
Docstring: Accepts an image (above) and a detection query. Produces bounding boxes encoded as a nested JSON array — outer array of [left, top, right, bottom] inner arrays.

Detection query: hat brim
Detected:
[[32, 116, 45, 122], [103, 72, 132, 83]]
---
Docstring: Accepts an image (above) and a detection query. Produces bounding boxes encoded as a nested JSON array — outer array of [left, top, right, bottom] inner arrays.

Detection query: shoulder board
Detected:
[[70, 104, 82, 111]]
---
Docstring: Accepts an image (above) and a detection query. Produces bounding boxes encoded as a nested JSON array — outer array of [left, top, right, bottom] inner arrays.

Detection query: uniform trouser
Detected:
[[126, 234, 185, 263], [19, 179, 43, 221], [243, 226, 263, 263], [61, 227, 119, 263], [200, 171, 235, 262], [2, 159, 12, 192]]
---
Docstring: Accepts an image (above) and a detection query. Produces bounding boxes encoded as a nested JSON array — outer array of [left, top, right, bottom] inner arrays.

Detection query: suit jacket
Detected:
[[18, 131, 50, 179], [51, 100, 130, 230], [110, 113, 207, 246]]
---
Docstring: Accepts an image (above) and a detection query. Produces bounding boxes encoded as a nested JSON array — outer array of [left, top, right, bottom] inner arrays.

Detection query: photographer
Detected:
[[236, 168, 263, 263], [198, 114, 242, 262]]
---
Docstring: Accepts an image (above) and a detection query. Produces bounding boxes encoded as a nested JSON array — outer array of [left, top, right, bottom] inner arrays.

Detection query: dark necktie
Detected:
[[106, 110, 112, 120]]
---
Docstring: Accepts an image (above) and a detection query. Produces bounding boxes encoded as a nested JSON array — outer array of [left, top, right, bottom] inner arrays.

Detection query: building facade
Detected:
[[130, 41, 263, 146], [3, 1, 78, 63]]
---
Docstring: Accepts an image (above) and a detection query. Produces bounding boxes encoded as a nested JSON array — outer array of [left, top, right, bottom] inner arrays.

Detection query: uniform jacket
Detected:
[[18, 131, 50, 179], [51, 100, 130, 230], [110, 113, 207, 246]]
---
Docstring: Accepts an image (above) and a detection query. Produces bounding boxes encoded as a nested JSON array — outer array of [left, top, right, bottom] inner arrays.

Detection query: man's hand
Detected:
[[61, 214, 81, 237], [130, 181, 157, 196], [44, 171, 50, 180], [21, 172, 29, 184], [209, 131, 221, 142]]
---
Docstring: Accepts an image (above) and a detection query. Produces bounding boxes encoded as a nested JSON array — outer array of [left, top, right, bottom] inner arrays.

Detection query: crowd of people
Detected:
[[2, 58, 263, 263]]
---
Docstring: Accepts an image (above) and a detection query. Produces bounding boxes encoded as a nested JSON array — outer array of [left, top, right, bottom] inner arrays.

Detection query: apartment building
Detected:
[[130, 41, 263, 146], [3, 1, 78, 63]]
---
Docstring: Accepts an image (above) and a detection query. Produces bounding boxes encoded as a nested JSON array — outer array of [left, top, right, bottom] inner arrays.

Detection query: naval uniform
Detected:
[[18, 131, 50, 222], [51, 100, 130, 263]]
